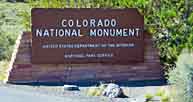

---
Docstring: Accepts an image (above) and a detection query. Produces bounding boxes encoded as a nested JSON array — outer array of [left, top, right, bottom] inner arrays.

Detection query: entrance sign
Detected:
[[32, 8, 144, 64], [8, 8, 164, 84]]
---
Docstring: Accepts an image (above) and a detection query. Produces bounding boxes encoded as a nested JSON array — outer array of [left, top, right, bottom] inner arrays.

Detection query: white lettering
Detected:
[[68, 19, 74, 27], [36, 29, 42, 37], [61, 19, 67, 27]]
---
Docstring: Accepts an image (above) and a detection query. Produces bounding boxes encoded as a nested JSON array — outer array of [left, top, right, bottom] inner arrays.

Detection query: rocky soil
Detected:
[[0, 83, 170, 102]]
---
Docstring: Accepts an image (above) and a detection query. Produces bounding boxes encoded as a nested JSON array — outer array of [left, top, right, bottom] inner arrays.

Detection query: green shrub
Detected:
[[145, 93, 154, 102], [168, 49, 193, 102], [145, 87, 172, 102], [156, 88, 170, 102], [0, 2, 29, 61], [161, 95, 170, 102]]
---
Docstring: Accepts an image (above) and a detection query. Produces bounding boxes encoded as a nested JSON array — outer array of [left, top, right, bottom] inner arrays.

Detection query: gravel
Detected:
[[0, 83, 169, 102]]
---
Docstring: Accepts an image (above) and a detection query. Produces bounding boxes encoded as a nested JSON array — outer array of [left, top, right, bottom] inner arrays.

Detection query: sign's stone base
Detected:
[[7, 32, 164, 85]]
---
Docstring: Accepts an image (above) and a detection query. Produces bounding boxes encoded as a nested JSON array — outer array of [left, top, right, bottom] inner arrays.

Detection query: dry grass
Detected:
[[86, 84, 107, 96], [0, 60, 9, 81]]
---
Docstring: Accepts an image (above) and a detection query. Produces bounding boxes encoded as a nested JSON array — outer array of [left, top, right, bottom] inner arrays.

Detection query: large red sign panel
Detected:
[[32, 8, 144, 64]]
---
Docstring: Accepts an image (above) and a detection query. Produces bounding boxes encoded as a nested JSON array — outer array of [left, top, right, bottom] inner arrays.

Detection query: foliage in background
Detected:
[[21, 0, 193, 73], [168, 49, 193, 102], [0, 2, 29, 61], [0, 2, 29, 81]]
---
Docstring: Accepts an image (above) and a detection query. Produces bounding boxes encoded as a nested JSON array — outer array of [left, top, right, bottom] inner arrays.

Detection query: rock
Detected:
[[102, 83, 123, 98], [63, 85, 79, 91]]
